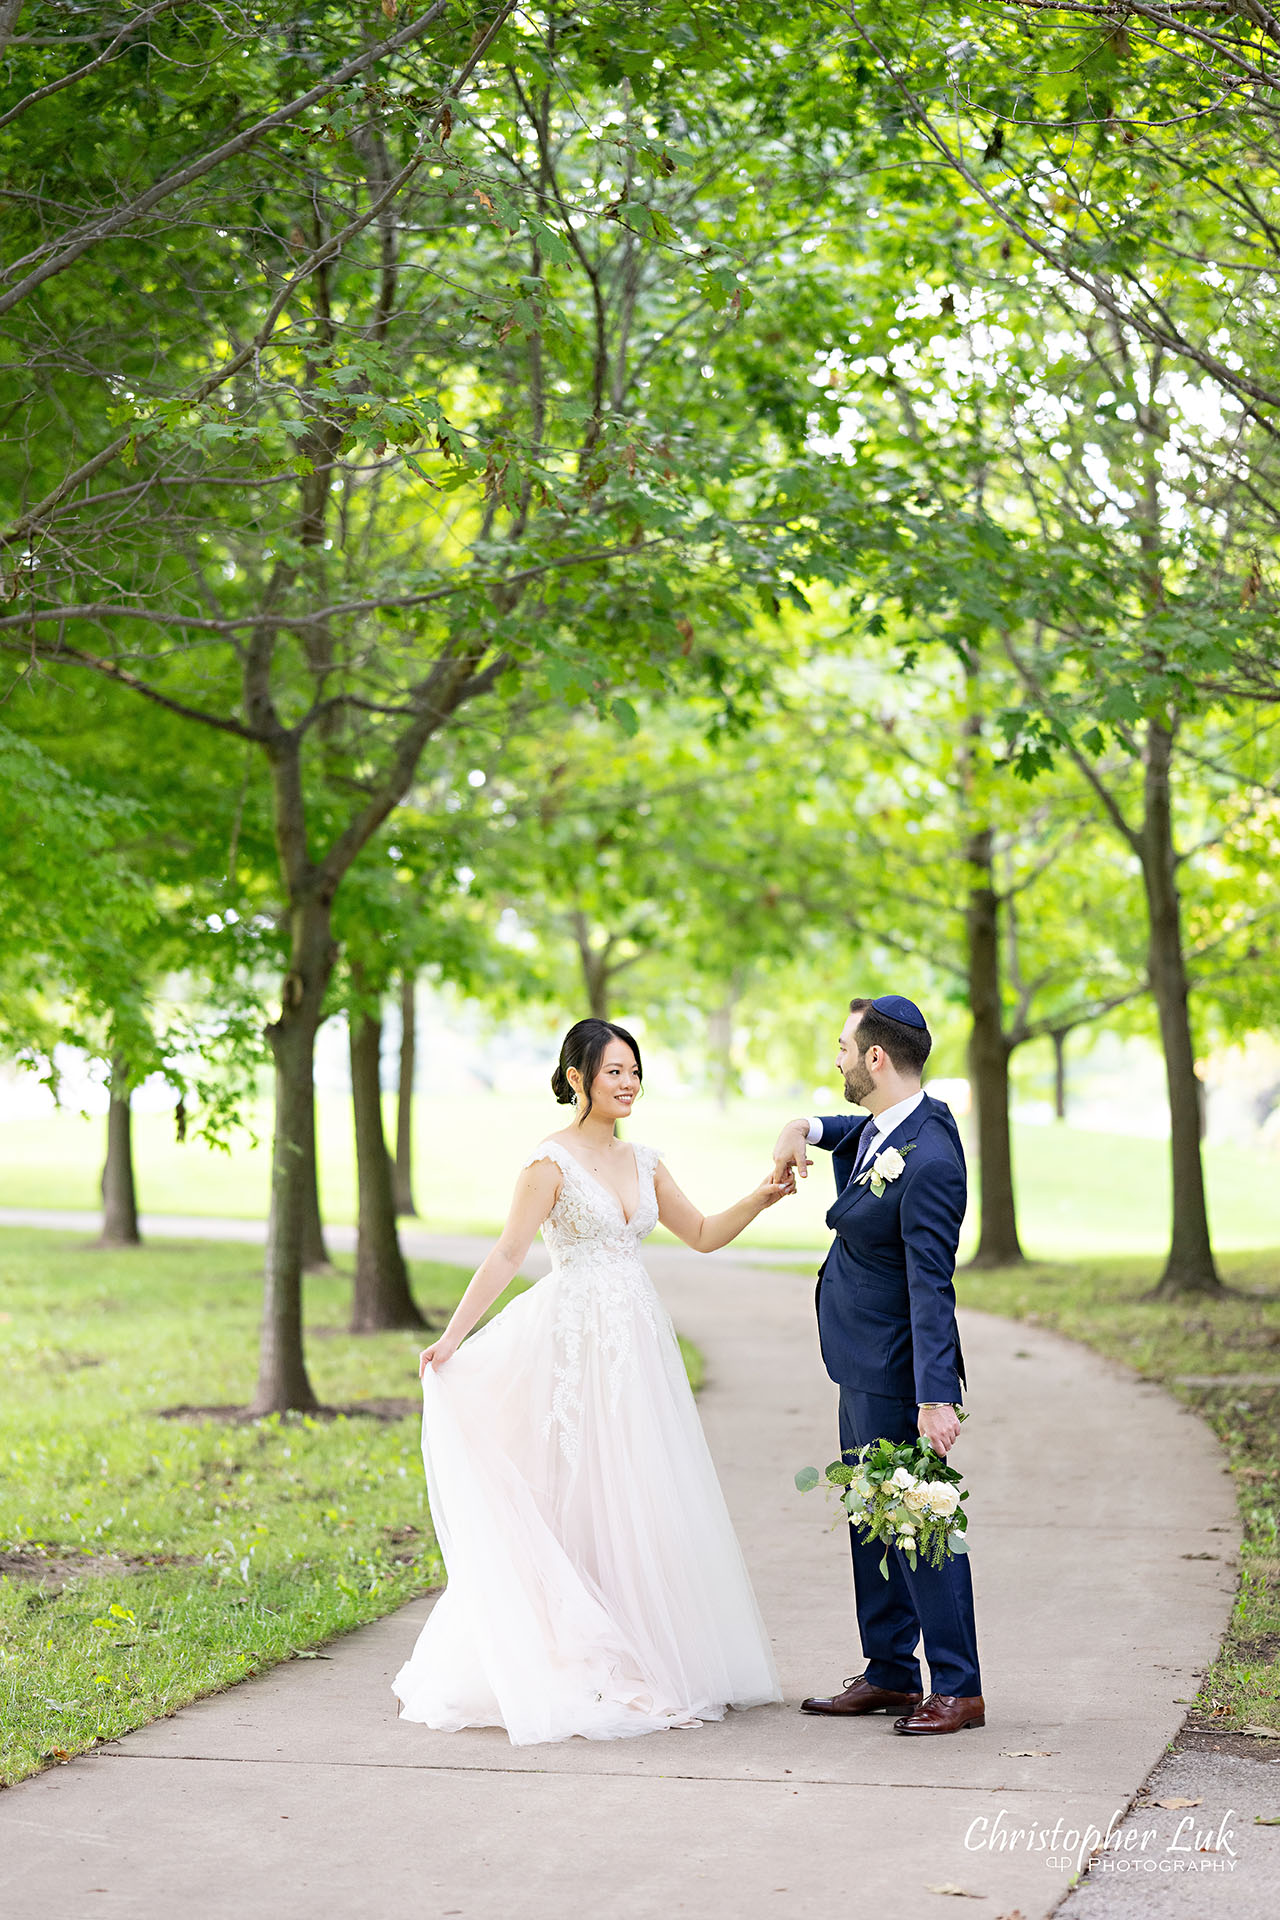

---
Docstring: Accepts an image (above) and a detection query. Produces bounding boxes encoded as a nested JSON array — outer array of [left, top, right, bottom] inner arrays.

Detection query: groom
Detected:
[[773, 994, 984, 1736]]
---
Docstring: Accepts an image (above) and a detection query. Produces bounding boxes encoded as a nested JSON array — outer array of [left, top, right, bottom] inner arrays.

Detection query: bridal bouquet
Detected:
[[795, 1434, 969, 1579]]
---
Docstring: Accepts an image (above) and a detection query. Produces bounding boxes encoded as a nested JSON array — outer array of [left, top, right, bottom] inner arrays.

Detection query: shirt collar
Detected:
[[864, 1089, 925, 1142]]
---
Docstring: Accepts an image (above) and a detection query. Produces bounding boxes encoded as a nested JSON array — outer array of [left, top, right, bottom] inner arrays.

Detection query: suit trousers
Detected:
[[837, 1387, 982, 1699]]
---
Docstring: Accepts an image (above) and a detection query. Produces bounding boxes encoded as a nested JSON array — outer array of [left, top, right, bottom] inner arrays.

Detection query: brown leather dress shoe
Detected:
[[893, 1693, 986, 1734], [800, 1675, 924, 1716]]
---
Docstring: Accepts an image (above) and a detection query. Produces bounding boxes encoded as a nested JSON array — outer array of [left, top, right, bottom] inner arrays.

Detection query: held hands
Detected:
[[753, 1169, 795, 1211], [918, 1403, 962, 1455], [771, 1117, 811, 1190]]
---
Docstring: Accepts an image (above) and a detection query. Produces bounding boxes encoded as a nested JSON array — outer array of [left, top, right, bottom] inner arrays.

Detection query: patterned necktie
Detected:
[[852, 1123, 881, 1179]]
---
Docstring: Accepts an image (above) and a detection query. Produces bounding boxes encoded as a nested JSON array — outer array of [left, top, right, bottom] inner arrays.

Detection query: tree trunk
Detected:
[[1140, 719, 1221, 1297], [707, 993, 738, 1110], [254, 896, 335, 1414], [710, 983, 740, 1105], [965, 825, 1025, 1268], [571, 912, 610, 1019], [581, 951, 609, 1020], [97, 1054, 141, 1247], [299, 1092, 331, 1271], [349, 994, 425, 1332], [1051, 1029, 1068, 1122], [394, 969, 418, 1216]]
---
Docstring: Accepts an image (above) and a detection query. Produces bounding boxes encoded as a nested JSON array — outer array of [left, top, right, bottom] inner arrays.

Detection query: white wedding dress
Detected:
[[392, 1139, 781, 1745]]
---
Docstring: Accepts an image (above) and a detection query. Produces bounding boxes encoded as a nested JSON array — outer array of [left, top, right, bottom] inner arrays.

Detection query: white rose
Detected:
[[897, 1521, 917, 1538], [903, 1483, 932, 1513], [924, 1483, 960, 1517], [874, 1147, 906, 1181], [890, 1467, 917, 1491]]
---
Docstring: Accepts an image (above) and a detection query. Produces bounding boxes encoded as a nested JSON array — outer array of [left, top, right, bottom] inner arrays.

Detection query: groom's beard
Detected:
[[842, 1059, 874, 1107]]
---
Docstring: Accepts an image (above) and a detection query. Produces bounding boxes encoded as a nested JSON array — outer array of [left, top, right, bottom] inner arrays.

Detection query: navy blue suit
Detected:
[[813, 1094, 981, 1698]]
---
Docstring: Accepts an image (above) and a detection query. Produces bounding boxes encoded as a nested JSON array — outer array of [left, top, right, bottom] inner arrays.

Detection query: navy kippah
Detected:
[[871, 993, 928, 1031]]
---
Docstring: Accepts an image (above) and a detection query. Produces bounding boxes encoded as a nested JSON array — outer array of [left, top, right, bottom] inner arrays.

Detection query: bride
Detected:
[[392, 1017, 789, 1745]]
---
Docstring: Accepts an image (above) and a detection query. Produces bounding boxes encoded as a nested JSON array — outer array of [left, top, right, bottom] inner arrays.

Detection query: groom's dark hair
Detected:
[[848, 997, 932, 1077]]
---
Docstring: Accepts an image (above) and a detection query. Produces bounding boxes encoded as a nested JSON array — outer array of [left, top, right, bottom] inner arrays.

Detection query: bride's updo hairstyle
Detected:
[[551, 1018, 643, 1121]]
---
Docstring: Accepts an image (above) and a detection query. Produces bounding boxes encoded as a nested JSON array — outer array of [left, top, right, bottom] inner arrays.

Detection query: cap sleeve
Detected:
[[519, 1140, 574, 1180]]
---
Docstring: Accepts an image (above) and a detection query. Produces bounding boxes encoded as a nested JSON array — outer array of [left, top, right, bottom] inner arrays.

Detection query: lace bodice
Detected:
[[519, 1139, 667, 1464], [522, 1138, 662, 1265]]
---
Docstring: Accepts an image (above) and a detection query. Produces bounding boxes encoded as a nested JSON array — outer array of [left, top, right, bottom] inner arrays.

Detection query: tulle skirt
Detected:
[[391, 1256, 781, 1745]]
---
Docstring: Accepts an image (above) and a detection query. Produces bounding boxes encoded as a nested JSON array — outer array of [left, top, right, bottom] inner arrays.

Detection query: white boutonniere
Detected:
[[856, 1141, 917, 1197]]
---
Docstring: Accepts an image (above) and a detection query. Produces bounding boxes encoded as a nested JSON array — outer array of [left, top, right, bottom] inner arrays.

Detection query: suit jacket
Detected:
[[813, 1093, 967, 1405]]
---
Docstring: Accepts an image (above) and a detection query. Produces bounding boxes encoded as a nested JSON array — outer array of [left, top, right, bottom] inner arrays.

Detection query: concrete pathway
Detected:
[[0, 1223, 1245, 1920], [1058, 1745, 1280, 1920]]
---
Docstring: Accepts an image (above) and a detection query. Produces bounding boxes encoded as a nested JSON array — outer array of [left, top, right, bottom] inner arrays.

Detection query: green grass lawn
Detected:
[[0, 1226, 704, 1787], [0, 1232, 466, 1787], [0, 1090, 1277, 1258], [954, 1250, 1280, 1735]]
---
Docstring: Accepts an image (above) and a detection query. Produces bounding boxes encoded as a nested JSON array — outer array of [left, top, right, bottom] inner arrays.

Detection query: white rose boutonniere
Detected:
[[855, 1140, 917, 1197]]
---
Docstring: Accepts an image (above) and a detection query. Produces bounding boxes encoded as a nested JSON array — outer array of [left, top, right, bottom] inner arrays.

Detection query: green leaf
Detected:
[[794, 1466, 820, 1493], [527, 216, 572, 266], [402, 453, 438, 487]]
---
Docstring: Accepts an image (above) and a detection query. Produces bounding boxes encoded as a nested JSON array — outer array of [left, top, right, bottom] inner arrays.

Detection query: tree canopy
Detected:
[[2, 0, 1278, 1404]]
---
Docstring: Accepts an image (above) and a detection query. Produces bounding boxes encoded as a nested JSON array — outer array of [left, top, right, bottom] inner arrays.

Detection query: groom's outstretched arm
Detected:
[[772, 1116, 815, 1184]]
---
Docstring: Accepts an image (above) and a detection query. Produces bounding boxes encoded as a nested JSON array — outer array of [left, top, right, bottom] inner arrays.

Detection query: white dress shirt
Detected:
[[807, 1088, 925, 1160]]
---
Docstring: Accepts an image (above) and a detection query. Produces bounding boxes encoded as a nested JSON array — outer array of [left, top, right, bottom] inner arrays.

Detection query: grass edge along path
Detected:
[[0, 1228, 703, 1789], [953, 1250, 1280, 1741]]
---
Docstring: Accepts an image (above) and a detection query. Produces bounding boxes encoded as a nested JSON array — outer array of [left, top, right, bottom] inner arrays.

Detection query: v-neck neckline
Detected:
[[556, 1141, 642, 1227]]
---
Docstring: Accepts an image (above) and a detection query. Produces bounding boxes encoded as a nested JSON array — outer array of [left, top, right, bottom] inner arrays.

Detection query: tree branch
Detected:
[[844, 4, 1280, 428], [0, 634, 264, 739], [0, 0, 188, 134], [3, 1, 520, 548], [0, 539, 669, 630], [1014, 986, 1146, 1051], [1000, 633, 1141, 850], [0, 5, 455, 312], [314, 647, 512, 894]]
